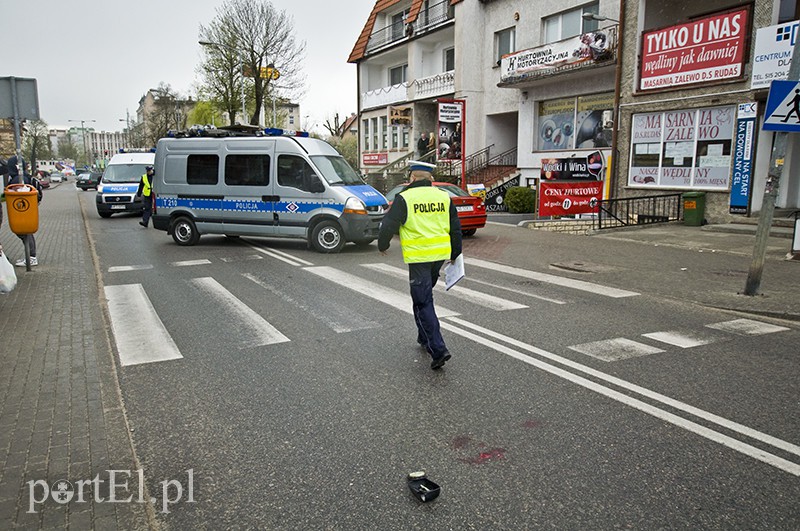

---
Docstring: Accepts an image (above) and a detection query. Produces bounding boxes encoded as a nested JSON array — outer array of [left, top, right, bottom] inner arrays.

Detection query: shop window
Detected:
[[629, 106, 734, 189], [537, 93, 613, 150], [495, 27, 515, 65], [544, 3, 599, 43], [779, 0, 799, 22]]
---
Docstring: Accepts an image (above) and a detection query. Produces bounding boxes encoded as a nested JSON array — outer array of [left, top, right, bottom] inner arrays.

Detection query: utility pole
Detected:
[[743, 37, 800, 295]]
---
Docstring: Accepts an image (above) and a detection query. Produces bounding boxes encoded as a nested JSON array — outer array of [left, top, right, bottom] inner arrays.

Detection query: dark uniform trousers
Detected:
[[409, 260, 447, 357]]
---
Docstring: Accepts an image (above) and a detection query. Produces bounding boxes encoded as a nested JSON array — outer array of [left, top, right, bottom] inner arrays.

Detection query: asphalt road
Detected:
[[78, 191, 800, 529]]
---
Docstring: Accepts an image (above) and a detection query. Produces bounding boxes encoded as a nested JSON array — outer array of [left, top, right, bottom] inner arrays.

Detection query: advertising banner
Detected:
[[640, 7, 749, 91], [501, 28, 615, 82], [751, 20, 798, 89], [485, 175, 520, 212], [730, 102, 758, 214], [362, 153, 388, 165], [540, 152, 604, 181], [436, 100, 464, 162], [538, 181, 602, 217]]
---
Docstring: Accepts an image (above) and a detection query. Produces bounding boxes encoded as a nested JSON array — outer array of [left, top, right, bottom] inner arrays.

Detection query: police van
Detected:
[[96, 150, 155, 218], [151, 127, 387, 253]]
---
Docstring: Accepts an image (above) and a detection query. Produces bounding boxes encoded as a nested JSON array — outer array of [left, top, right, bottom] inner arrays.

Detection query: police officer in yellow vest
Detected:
[[136, 165, 155, 228], [378, 161, 462, 370]]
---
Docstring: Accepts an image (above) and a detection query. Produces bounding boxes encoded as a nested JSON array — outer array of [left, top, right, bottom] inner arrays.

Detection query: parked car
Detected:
[[49, 172, 64, 183], [76, 172, 102, 191], [384, 181, 487, 236], [36, 175, 50, 189]]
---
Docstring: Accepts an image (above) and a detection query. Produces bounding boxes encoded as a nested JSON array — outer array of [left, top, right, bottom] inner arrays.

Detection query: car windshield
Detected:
[[310, 155, 363, 186], [102, 164, 148, 183]]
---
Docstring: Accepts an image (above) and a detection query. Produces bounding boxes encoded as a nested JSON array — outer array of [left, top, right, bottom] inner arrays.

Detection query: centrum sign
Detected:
[[640, 7, 749, 91], [538, 181, 602, 217]]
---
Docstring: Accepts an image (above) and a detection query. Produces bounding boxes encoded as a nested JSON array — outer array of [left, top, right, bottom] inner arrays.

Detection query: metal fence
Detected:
[[596, 193, 683, 230]]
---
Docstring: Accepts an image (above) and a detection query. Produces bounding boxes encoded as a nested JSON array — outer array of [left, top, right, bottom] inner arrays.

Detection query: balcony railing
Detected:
[[408, 71, 454, 100], [361, 82, 409, 110], [365, 0, 454, 55]]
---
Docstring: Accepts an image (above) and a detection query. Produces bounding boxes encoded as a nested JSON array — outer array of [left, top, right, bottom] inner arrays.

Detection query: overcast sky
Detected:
[[1, 0, 375, 134]]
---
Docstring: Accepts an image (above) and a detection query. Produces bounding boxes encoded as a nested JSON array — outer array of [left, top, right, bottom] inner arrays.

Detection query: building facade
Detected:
[[613, 0, 800, 221]]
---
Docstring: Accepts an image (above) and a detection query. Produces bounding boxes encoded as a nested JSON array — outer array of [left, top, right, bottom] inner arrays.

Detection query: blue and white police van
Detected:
[[96, 150, 155, 218], [151, 127, 387, 253]]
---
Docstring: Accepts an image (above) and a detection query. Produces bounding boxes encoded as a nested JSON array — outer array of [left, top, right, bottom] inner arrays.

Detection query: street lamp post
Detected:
[[582, 13, 619, 24], [199, 40, 246, 124], [119, 109, 131, 147], [69, 119, 96, 167]]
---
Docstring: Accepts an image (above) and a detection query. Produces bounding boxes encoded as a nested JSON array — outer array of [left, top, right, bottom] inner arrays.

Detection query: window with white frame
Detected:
[[444, 47, 455, 71], [495, 27, 515, 64], [543, 3, 599, 43], [391, 9, 409, 40], [380, 116, 388, 149], [371, 117, 378, 150], [362, 119, 370, 151], [389, 64, 408, 85]]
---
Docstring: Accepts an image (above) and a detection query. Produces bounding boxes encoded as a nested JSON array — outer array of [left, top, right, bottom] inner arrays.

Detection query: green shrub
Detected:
[[504, 187, 536, 213]]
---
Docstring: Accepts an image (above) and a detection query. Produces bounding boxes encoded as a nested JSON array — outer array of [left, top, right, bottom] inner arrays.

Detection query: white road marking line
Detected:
[[219, 255, 264, 263], [190, 277, 290, 347], [104, 284, 182, 367], [362, 263, 528, 311], [706, 318, 790, 336], [465, 257, 639, 298], [568, 338, 665, 362], [244, 240, 314, 267], [244, 273, 379, 333], [642, 331, 716, 348], [441, 315, 800, 476], [108, 265, 154, 272], [171, 259, 212, 267], [304, 266, 459, 317], [462, 275, 567, 304]]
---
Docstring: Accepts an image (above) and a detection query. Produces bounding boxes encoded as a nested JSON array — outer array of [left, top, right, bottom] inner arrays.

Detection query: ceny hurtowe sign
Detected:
[[639, 7, 749, 91]]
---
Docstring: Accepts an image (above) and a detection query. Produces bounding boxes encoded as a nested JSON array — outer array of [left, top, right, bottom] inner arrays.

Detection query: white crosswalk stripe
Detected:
[[361, 263, 528, 311], [642, 331, 719, 348], [104, 284, 183, 367], [568, 338, 665, 362], [190, 277, 291, 348], [706, 318, 790, 336], [304, 266, 460, 317], [466, 257, 640, 298]]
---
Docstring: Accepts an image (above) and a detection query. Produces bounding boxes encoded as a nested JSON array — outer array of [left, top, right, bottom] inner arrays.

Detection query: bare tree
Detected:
[[199, 0, 306, 126], [145, 83, 184, 146], [22, 119, 53, 169]]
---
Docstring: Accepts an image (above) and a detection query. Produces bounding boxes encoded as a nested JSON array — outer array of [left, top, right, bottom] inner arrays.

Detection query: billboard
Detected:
[[640, 7, 749, 91], [436, 100, 464, 162]]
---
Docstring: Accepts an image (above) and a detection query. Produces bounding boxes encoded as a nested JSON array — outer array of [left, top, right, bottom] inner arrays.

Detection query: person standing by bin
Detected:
[[5, 156, 42, 267], [136, 165, 155, 228], [377, 161, 462, 370]]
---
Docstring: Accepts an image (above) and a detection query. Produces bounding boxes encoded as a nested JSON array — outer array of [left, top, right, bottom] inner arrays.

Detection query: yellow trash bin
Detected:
[[4, 184, 39, 235]]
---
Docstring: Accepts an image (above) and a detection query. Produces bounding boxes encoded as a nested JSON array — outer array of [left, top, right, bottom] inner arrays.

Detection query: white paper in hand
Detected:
[[444, 254, 465, 291]]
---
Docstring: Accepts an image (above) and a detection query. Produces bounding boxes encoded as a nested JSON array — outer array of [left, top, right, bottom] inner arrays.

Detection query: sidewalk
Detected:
[[0, 183, 151, 530]]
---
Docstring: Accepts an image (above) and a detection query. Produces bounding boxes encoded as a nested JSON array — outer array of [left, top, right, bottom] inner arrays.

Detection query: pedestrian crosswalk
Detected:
[[102, 245, 793, 368]]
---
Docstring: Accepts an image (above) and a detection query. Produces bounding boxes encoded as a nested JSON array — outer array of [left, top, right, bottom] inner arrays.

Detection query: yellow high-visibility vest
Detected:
[[399, 185, 451, 263], [141, 173, 152, 196]]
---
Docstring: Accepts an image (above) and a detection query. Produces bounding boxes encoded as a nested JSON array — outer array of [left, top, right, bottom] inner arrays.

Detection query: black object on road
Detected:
[[407, 471, 441, 502]]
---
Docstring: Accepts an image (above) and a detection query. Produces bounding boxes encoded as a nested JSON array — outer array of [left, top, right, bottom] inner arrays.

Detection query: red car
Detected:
[[384, 181, 487, 236]]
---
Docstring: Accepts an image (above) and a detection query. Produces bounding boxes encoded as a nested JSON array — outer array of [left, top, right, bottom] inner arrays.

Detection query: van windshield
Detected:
[[310, 155, 363, 186], [102, 164, 149, 184]]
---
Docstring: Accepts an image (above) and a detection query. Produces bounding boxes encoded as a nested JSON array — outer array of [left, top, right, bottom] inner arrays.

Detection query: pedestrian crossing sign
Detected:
[[763, 80, 800, 131]]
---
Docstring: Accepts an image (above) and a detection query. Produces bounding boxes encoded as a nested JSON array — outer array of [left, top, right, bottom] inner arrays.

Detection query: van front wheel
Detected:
[[311, 220, 345, 253], [172, 217, 200, 246]]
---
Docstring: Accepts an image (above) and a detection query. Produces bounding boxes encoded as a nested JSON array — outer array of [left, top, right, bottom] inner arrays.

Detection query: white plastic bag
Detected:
[[0, 250, 17, 294]]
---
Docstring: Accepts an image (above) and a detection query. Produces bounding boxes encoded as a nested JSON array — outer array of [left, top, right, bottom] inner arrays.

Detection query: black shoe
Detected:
[[139, 221, 147, 227], [430, 352, 451, 370]]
